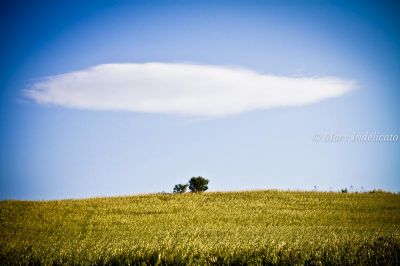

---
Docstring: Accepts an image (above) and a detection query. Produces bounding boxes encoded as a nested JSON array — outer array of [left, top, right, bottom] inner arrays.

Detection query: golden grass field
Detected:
[[1, 190, 400, 265]]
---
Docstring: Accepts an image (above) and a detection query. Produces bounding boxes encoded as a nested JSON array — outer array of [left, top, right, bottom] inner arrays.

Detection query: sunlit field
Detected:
[[1, 190, 399, 265]]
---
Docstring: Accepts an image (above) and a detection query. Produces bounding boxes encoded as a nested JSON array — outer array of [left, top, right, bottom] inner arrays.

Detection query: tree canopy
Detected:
[[188, 176, 209, 193]]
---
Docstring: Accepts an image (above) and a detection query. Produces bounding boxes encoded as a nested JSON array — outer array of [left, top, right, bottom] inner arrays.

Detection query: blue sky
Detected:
[[1, 0, 399, 199]]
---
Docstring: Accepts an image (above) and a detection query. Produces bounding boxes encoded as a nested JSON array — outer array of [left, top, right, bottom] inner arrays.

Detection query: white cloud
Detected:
[[25, 63, 355, 118]]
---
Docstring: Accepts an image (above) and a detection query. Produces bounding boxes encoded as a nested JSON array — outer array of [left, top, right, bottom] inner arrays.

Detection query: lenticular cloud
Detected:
[[25, 63, 355, 117]]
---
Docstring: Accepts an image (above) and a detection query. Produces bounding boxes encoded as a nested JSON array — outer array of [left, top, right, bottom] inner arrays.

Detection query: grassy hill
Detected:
[[1, 190, 400, 265]]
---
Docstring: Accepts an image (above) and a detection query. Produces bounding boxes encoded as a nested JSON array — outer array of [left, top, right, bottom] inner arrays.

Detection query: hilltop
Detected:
[[1, 190, 400, 265]]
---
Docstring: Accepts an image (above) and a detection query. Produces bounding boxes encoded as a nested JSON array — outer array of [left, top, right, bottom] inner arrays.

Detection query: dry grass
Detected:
[[1, 190, 399, 265]]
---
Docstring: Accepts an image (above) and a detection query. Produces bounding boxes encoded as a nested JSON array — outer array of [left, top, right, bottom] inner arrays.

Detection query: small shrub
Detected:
[[173, 184, 188, 194]]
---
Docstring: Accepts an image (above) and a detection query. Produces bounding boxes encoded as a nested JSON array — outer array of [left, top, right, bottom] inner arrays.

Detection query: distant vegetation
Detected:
[[173, 183, 189, 194], [174, 176, 209, 193], [1, 190, 399, 265]]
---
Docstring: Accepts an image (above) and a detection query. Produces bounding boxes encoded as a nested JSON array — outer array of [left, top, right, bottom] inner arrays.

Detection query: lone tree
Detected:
[[173, 184, 188, 194], [188, 176, 209, 193]]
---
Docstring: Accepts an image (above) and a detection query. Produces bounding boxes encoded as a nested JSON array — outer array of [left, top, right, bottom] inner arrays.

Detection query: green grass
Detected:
[[1, 190, 400, 265]]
